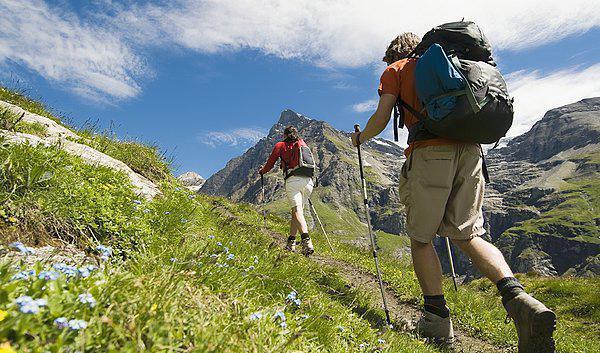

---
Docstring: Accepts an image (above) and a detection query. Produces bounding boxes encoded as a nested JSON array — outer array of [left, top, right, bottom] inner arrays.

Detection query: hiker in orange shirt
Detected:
[[351, 33, 555, 352]]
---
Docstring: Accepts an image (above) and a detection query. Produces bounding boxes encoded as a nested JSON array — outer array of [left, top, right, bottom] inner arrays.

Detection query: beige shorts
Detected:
[[285, 176, 314, 210], [398, 144, 486, 243]]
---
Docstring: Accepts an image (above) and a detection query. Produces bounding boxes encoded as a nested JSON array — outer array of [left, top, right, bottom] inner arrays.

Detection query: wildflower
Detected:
[[54, 317, 69, 329], [273, 311, 286, 322], [336, 325, 345, 332], [208, 235, 215, 239], [188, 194, 195, 199], [175, 187, 181, 191], [210, 254, 218, 259], [10, 270, 35, 281], [286, 291, 297, 301], [359, 343, 368, 349], [78, 268, 91, 278], [53, 263, 78, 277], [164, 211, 170, 215], [0, 310, 6, 322], [143, 209, 151, 213], [0, 342, 16, 353], [38, 271, 60, 281], [299, 314, 309, 320], [229, 241, 233, 246], [170, 258, 177, 263], [280, 321, 287, 328], [248, 266, 255, 271], [133, 200, 142, 205], [253, 256, 259, 264], [249, 312, 263, 320], [293, 299, 301, 307], [378, 339, 386, 344], [181, 219, 187, 223], [96, 245, 113, 257], [9, 242, 35, 255], [226, 253, 235, 261], [15, 296, 45, 314], [216, 242, 222, 247], [68, 319, 88, 331], [78, 293, 97, 308], [223, 246, 229, 253]]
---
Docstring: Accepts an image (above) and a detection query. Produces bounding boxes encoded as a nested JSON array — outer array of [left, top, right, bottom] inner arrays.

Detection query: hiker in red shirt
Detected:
[[259, 125, 315, 255], [351, 33, 555, 351]]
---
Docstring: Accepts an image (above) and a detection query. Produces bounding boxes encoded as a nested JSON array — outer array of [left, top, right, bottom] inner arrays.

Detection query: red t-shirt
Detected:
[[379, 58, 460, 157], [260, 139, 308, 174]]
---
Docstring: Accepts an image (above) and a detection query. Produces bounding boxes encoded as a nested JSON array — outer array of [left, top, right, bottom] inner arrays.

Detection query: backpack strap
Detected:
[[397, 97, 439, 143], [479, 146, 490, 183]]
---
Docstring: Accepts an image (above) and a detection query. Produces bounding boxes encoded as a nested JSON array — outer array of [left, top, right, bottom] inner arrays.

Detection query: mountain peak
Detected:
[[277, 109, 311, 125]]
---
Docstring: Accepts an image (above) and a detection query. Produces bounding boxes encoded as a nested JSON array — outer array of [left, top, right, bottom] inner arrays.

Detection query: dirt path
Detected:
[[214, 204, 512, 352], [310, 254, 512, 353]]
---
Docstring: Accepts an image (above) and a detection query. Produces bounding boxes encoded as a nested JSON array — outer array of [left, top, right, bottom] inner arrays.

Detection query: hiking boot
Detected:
[[285, 236, 296, 252], [504, 292, 556, 353], [415, 311, 454, 344], [300, 235, 314, 256]]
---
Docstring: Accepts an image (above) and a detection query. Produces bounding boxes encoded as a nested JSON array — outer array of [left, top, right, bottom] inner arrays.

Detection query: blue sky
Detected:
[[1, 1, 599, 178]]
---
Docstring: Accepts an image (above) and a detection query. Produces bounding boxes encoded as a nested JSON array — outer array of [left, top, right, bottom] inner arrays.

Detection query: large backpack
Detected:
[[281, 140, 316, 179], [397, 21, 514, 145]]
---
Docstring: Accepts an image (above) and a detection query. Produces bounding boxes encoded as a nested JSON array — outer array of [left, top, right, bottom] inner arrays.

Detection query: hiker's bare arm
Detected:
[[351, 94, 396, 146]]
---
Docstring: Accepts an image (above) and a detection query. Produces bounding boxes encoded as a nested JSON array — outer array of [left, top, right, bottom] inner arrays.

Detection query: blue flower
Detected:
[[280, 321, 287, 328], [38, 271, 60, 281], [53, 263, 78, 277], [54, 317, 68, 329], [143, 209, 151, 213], [216, 242, 222, 247], [377, 339, 386, 344], [299, 314, 310, 320], [293, 299, 301, 307], [226, 253, 235, 261], [164, 211, 171, 215], [96, 245, 113, 257], [208, 235, 215, 239], [286, 291, 297, 301], [78, 293, 96, 308], [210, 254, 218, 258], [359, 343, 368, 349], [170, 258, 177, 263], [273, 311, 286, 322], [253, 256, 259, 264], [78, 268, 91, 278], [249, 312, 263, 320], [188, 194, 195, 199], [15, 296, 46, 314], [223, 247, 229, 253], [68, 319, 88, 331], [248, 266, 255, 271], [9, 242, 36, 255], [11, 270, 35, 281], [133, 200, 142, 205]]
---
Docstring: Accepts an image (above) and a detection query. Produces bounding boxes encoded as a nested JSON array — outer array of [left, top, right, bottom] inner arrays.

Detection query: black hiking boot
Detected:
[[285, 236, 296, 252], [504, 292, 556, 353], [300, 234, 314, 256]]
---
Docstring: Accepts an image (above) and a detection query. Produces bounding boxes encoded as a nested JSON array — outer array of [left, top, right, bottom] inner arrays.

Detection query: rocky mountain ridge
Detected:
[[203, 100, 600, 277], [201, 109, 406, 236]]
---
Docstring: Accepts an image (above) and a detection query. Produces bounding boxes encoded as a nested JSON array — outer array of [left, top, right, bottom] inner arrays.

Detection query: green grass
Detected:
[[0, 86, 59, 123], [506, 177, 600, 244]]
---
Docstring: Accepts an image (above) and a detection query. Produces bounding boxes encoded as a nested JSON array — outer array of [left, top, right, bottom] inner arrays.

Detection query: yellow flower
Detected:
[[0, 342, 16, 353], [7, 217, 17, 223], [0, 310, 6, 322]]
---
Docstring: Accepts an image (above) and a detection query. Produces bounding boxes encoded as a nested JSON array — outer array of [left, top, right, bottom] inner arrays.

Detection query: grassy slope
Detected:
[[504, 152, 600, 245], [1, 89, 598, 352]]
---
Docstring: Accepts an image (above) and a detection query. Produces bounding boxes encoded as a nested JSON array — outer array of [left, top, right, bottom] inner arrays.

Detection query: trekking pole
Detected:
[[445, 237, 459, 291], [354, 124, 392, 328], [260, 174, 267, 228], [308, 198, 334, 252]]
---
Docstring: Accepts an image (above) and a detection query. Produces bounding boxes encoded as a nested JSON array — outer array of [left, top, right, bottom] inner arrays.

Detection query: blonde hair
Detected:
[[383, 32, 421, 64]]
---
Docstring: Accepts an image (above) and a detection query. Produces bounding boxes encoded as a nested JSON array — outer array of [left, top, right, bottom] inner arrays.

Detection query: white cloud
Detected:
[[2, 0, 599, 103], [199, 127, 267, 148], [352, 99, 378, 113], [0, 0, 146, 101], [506, 64, 600, 137], [114, 0, 600, 68]]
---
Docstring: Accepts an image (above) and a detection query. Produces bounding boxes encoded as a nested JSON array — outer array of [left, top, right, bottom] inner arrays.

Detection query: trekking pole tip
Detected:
[[354, 124, 361, 132]]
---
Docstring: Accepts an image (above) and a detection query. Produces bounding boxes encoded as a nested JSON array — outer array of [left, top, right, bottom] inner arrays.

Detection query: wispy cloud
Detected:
[[2, 0, 599, 103], [199, 127, 267, 148], [0, 0, 147, 101], [506, 63, 600, 137], [352, 99, 378, 113]]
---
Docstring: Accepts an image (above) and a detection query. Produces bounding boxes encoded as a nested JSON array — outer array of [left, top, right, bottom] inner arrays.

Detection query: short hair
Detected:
[[283, 125, 299, 142], [383, 32, 421, 64]]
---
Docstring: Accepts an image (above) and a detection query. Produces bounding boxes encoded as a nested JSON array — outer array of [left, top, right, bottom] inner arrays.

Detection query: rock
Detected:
[[178, 171, 205, 192], [0, 99, 160, 199]]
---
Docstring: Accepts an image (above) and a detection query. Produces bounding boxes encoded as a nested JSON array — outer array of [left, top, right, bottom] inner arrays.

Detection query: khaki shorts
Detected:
[[285, 176, 314, 210], [398, 144, 486, 243]]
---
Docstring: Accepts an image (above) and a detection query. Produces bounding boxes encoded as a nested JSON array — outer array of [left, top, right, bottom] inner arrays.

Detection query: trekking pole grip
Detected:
[[354, 124, 360, 133]]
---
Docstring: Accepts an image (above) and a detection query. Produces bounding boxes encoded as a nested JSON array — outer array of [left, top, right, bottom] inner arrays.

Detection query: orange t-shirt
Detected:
[[379, 58, 459, 157]]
